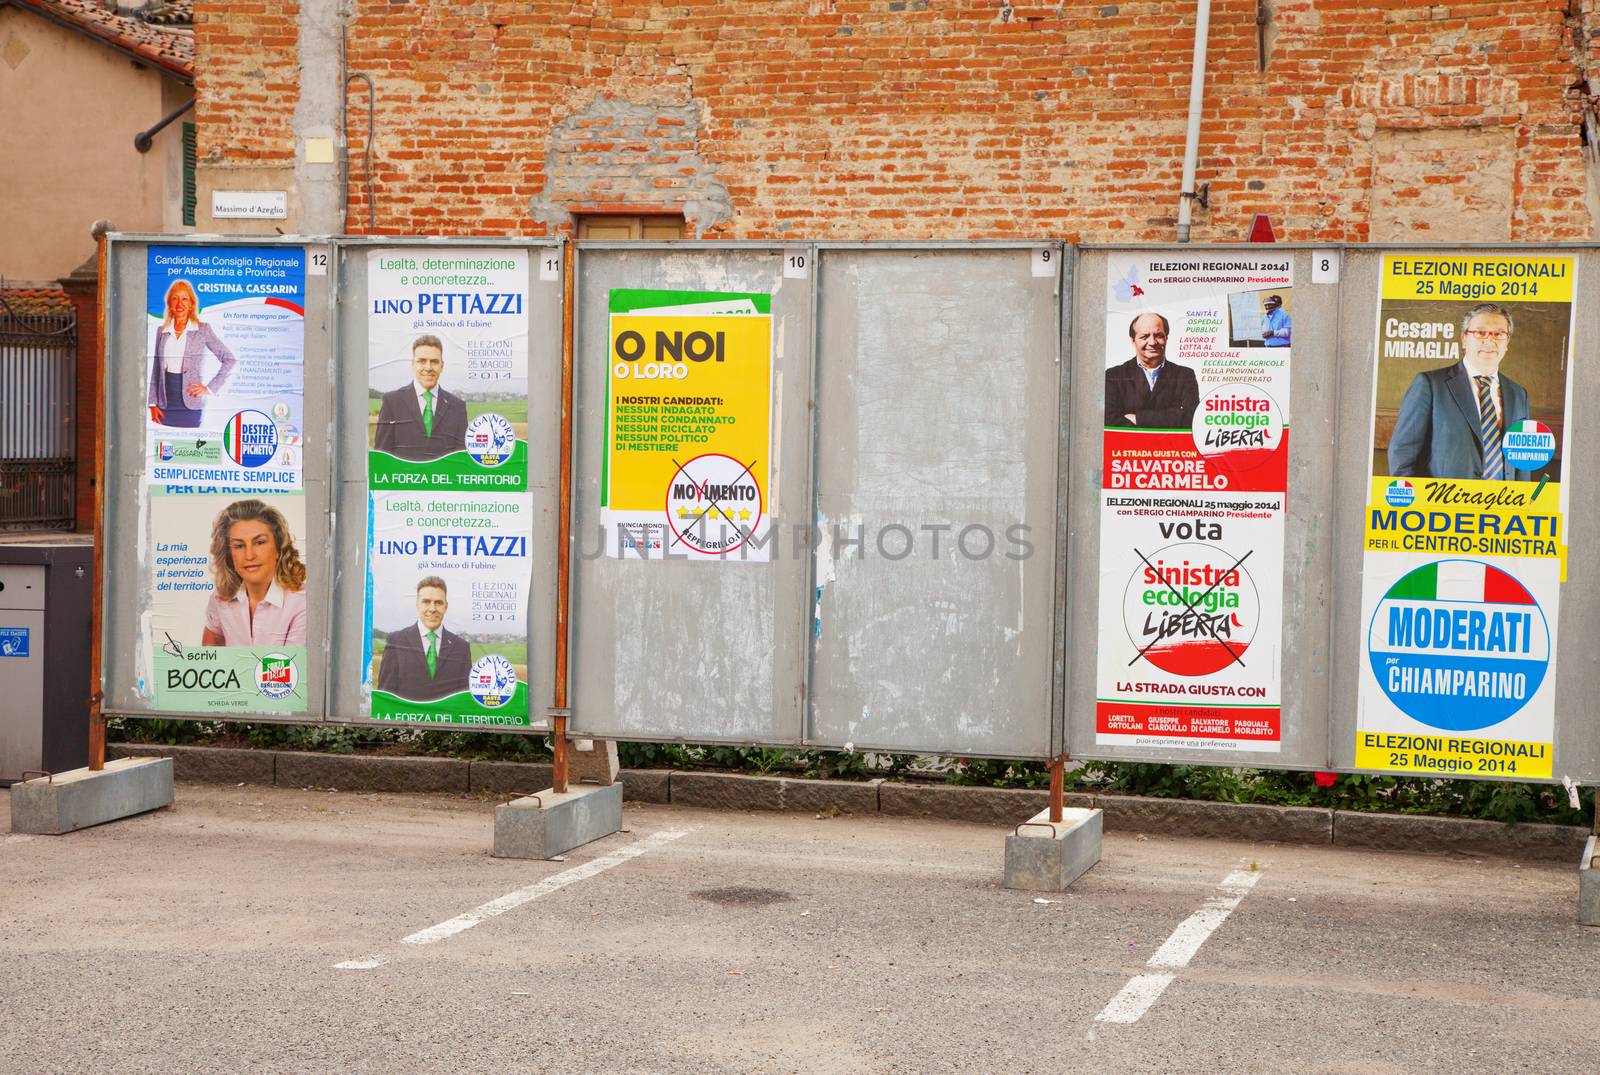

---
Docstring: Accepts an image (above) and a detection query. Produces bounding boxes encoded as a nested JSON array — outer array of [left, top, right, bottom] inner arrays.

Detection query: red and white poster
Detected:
[[1095, 253, 1293, 752]]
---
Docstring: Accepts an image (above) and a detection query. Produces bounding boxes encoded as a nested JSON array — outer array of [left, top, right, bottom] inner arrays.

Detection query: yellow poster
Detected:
[[1355, 254, 1576, 780], [602, 289, 774, 561]]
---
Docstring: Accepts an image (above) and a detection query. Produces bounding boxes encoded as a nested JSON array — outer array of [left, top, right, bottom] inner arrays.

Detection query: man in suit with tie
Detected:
[[1388, 303, 1533, 481], [374, 335, 469, 461], [1105, 312, 1200, 429], [376, 576, 472, 702]]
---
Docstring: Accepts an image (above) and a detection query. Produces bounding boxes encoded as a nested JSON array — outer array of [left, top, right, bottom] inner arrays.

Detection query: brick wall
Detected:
[[195, 0, 1598, 242]]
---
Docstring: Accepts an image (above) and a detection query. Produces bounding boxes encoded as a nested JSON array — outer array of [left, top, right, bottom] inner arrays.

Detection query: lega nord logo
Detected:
[[469, 654, 517, 708], [1385, 479, 1415, 507], [1367, 559, 1549, 731], [465, 413, 516, 467], [1190, 384, 1284, 475], [1123, 540, 1260, 677], [1502, 420, 1555, 472], [256, 653, 298, 699], [223, 410, 279, 468]]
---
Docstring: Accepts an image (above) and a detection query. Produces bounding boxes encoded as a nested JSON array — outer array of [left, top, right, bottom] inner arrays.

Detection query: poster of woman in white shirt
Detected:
[[144, 245, 307, 491]]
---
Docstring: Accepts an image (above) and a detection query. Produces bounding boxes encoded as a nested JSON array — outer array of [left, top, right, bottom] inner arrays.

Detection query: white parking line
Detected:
[[1093, 867, 1260, 1028], [401, 829, 688, 946], [332, 829, 690, 970]]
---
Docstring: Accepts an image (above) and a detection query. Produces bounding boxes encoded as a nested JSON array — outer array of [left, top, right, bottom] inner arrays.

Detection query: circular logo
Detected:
[[1190, 384, 1284, 475], [1366, 559, 1549, 731], [256, 652, 298, 699], [1384, 479, 1415, 507], [1502, 419, 1555, 472], [1122, 541, 1260, 677], [469, 654, 517, 708], [465, 413, 517, 467], [224, 409, 279, 468], [271, 402, 291, 420], [665, 453, 764, 555]]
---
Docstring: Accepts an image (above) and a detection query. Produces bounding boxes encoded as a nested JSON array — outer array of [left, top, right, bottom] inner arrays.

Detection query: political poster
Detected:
[[144, 490, 310, 714], [363, 248, 533, 725], [365, 249, 530, 493], [602, 289, 774, 561], [364, 493, 532, 726], [1355, 254, 1575, 779], [1095, 254, 1293, 752], [140, 245, 309, 714], [144, 245, 306, 491]]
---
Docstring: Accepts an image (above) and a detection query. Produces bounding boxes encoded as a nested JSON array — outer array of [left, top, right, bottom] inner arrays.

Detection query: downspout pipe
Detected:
[[1176, 0, 1212, 243], [133, 98, 195, 154]]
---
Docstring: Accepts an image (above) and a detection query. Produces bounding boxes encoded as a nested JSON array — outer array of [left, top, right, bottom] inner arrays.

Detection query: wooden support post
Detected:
[[1049, 753, 1068, 824], [551, 238, 575, 795], [87, 226, 109, 772]]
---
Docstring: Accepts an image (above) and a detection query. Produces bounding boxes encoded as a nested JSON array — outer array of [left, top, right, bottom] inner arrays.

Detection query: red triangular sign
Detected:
[[1247, 214, 1276, 243]]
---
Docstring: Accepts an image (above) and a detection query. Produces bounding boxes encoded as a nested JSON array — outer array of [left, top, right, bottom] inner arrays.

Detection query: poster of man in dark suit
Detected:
[[376, 576, 471, 702], [374, 335, 469, 461], [1105, 312, 1200, 429], [1388, 303, 1532, 481]]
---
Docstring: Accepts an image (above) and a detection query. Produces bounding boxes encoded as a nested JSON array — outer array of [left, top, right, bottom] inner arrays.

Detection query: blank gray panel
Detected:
[[1064, 247, 1338, 771], [569, 246, 812, 744], [807, 248, 1061, 758]]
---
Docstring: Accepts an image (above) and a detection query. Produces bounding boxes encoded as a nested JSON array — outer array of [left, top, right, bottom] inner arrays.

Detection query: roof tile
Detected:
[[8, 0, 194, 80]]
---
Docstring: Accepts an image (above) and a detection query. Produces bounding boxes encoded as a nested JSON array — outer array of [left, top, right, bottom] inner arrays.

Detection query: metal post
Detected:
[[1049, 753, 1068, 824], [1175, 0, 1213, 243], [551, 238, 575, 795], [87, 226, 109, 772]]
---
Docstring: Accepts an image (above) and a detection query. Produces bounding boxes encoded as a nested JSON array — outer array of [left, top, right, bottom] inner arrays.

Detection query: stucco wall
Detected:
[[0, 8, 187, 281]]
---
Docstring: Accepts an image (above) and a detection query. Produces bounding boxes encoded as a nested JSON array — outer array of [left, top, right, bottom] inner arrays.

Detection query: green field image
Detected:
[[369, 634, 527, 687], [366, 397, 529, 447]]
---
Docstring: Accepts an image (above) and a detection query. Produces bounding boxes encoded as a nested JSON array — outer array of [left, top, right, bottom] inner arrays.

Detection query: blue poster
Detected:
[[144, 245, 306, 492]]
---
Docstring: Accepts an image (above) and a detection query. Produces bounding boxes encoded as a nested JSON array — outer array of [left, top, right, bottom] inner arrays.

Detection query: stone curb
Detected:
[[670, 771, 880, 814], [106, 743, 1588, 861], [1097, 795, 1334, 846], [469, 760, 555, 795], [1331, 810, 1587, 861], [112, 743, 275, 786]]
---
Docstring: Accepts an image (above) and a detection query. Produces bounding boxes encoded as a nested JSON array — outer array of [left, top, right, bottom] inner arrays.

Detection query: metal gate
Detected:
[[0, 297, 76, 531]]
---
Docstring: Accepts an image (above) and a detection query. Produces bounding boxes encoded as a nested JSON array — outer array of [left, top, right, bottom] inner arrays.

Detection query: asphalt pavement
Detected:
[[1, 784, 1594, 1073]]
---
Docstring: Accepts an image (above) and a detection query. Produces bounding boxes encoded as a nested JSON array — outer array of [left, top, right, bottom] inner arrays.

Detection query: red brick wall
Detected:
[[194, 0, 300, 167], [195, 0, 1597, 242]]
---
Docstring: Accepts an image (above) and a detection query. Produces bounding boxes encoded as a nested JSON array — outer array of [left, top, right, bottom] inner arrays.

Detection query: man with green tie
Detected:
[[376, 576, 472, 702], [374, 335, 470, 461]]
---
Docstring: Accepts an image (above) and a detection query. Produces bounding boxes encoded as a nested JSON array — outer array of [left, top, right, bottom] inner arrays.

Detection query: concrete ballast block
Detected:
[[10, 758, 174, 835], [1004, 807, 1102, 892], [1579, 835, 1600, 927], [494, 783, 623, 859]]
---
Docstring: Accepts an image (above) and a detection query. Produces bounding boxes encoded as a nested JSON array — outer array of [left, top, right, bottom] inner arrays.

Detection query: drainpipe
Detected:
[[1176, 0, 1212, 243]]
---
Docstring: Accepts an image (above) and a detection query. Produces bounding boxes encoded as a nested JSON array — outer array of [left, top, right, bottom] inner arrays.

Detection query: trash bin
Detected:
[[0, 537, 92, 784]]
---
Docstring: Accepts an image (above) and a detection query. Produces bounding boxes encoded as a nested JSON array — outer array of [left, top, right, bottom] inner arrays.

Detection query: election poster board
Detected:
[[362, 249, 534, 726], [1355, 255, 1574, 780], [602, 289, 775, 561], [140, 245, 310, 713], [1096, 254, 1293, 753]]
